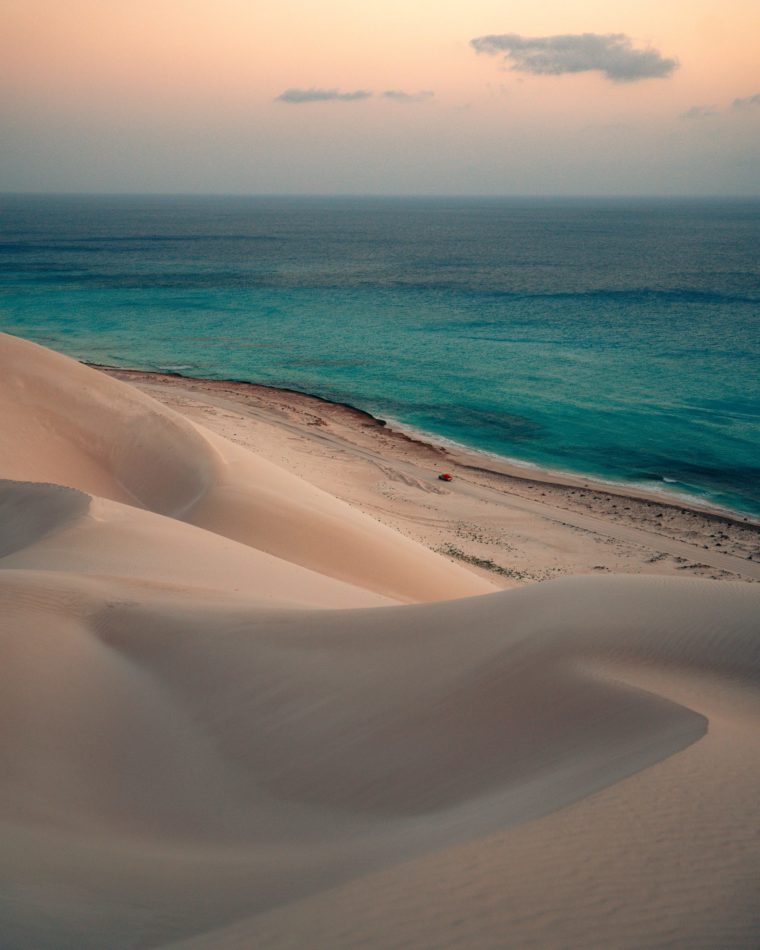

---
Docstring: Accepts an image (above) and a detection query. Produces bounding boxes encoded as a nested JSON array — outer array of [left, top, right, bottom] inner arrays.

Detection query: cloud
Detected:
[[382, 90, 435, 103], [471, 32, 678, 83], [733, 92, 760, 110], [680, 105, 717, 120], [276, 88, 372, 103]]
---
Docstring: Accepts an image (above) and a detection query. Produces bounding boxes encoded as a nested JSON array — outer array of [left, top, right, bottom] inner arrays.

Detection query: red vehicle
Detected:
[[438, 472, 453, 482]]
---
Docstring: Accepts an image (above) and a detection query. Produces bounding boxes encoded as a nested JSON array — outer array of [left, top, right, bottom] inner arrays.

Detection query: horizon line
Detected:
[[2, 191, 759, 201]]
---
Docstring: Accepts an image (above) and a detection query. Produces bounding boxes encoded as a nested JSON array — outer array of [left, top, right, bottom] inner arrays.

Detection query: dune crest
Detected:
[[0, 333, 493, 601], [0, 480, 395, 608], [0, 333, 214, 514]]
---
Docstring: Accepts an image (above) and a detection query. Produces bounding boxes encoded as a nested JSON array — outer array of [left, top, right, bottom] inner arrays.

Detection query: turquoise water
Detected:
[[1, 194, 759, 515]]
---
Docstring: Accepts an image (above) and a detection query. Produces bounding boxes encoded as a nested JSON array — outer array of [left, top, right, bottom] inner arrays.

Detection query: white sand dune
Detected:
[[1, 331, 759, 949], [0, 480, 393, 608], [0, 332, 493, 602], [1, 568, 759, 949]]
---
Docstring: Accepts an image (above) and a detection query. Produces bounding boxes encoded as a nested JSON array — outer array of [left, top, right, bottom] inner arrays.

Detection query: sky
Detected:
[[2, 0, 759, 195]]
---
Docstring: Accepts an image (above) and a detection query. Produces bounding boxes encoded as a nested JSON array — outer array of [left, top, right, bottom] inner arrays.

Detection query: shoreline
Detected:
[[89, 362, 760, 585], [87, 361, 760, 529], [382, 414, 759, 525]]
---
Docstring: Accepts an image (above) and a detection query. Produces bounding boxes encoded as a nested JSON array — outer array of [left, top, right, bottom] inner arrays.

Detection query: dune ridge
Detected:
[[0, 333, 494, 602], [1, 331, 759, 949], [0, 481, 394, 609]]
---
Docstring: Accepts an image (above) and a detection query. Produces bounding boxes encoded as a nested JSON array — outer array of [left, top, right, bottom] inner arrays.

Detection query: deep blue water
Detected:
[[2, 194, 759, 515]]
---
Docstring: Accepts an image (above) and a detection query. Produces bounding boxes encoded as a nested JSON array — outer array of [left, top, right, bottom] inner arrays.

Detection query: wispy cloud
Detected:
[[733, 92, 760, 110], [276, 88, 372, 104], [382, 90, 435, 103], [471, 32, 678, 83], [680, 105, 717, 120]]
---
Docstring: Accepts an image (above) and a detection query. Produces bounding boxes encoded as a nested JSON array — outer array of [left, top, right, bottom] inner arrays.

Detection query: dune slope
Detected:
[[0, 332, 493, 601], [1, 331, 760, 949], [0, 569, 758, 949], [0, 480, 393, 608]]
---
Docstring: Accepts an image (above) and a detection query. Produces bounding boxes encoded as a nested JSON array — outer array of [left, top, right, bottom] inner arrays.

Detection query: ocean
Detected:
[[2, 194, 759, 516]]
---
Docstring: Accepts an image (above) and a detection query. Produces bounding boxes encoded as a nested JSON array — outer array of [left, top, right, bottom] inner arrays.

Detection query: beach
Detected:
[[2, 330, 760, 949], [96, 365, 760, 587]]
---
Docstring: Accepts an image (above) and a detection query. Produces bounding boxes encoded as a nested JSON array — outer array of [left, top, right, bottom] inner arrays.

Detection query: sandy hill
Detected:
[[0, 331, 759, 949]]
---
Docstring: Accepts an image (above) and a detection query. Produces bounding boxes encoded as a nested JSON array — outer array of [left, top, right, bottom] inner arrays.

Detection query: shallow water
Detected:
[[2, 194, 759, 514]]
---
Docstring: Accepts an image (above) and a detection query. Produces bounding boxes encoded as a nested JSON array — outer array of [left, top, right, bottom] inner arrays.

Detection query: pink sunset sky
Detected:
[[2, 0, 759, 194]]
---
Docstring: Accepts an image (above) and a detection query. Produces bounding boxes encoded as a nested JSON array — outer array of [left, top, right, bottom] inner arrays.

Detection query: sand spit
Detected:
[[1, 332, 759, 949]]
